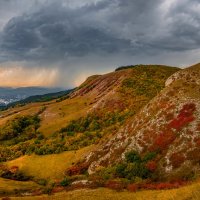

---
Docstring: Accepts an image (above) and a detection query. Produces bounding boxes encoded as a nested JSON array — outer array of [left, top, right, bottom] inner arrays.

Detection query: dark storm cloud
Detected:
[[0, 0, 200, 87], [0, 0, 132, 63], [0, 0, 199, 63]]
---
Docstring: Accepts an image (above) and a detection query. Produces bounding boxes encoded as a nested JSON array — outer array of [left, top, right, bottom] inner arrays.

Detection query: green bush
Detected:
[[125, 151, 141, 163], [101, 150, 158, 181], [60, 177, 70, 186]]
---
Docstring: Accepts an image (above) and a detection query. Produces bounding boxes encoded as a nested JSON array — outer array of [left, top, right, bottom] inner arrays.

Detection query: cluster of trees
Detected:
[[60, 110, 131, 134], [98, 150, 157, 181], [1, 110, 122, 160], [0, 115, 40, 144]]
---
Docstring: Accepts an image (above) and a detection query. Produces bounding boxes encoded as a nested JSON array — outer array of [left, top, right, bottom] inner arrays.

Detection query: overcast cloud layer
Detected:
[[0, 0, 200, 87]]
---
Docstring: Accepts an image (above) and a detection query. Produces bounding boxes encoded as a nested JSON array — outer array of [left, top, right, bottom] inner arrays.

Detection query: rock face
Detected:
[[86, 64, 200, 180]]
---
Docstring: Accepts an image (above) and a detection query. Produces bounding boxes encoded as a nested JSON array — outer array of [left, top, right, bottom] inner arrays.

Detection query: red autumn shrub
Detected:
[[105, 180, 125, 191], [127, 183, 138, 192], [169, 103, 196, 131], [66, 163, 89, 176], [140, 181, 185, 190], [52, 186, 64, 193], [156, 183, 174, 190], [169, 116, 195, 131], [9, 166, 19, 173], [146, 161, 157, 172], [153, 130, 176, 151], [140, 183, 156, 190]]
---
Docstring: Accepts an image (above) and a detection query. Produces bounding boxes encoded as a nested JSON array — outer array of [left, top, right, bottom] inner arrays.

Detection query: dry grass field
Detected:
[[6, 146, 93, 180]]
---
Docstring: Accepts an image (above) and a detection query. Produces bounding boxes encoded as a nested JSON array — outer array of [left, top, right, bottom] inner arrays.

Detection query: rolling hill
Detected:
[[85, 63, 200, 181], [1, 63, 200, 199]]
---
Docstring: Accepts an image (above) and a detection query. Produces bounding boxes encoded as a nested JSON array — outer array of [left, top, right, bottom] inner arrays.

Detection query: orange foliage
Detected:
[[66, 163, 89, 176], [146, 161, 157, 172], [127, 184, 138, 192], [152, 130, 176, 151], [105, 180, 125, 191]]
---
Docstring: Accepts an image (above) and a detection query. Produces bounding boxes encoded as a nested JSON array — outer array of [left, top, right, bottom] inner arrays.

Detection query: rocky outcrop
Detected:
[[86, 64, 200, 180]]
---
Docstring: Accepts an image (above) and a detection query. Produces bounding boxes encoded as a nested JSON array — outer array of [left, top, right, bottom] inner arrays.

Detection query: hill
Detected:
[[3, 64, 198, 198], [85, 63, 200, 182], [4, 89, 73, 109]]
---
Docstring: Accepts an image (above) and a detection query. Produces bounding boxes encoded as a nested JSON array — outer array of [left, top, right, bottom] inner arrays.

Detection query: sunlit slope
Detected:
[[0, 178, 40, 196], [6, 146, 93, 180]]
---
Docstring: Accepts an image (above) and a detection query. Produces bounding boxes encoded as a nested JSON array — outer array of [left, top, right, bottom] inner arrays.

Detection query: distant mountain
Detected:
[[6, 88, 74, 109], [0, 87, 64, 106]]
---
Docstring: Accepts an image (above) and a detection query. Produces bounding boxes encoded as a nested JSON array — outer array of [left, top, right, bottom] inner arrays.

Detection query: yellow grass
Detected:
[[6, 146, 94, 180], [8, 182, 200, 200], [0, 103, 43, 126], [0, 178, 40, 194], [0, 96, 92, 136], [39, 97, 91, 136]]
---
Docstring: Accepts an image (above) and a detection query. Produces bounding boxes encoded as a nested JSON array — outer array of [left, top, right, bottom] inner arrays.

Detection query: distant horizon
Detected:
[[0, 86, 68, 89], [0, 62, 196, 88]]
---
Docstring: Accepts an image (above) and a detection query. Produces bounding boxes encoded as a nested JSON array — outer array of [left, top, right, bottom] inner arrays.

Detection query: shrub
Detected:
[[142, 152, 157, 162], [125, 151, 141, 163], [0, 166, 30, 181], [146, 161, 157, 172], [127, 183, 138, 192], [110, 150, 158, 181], [99, 166, 115, 180], [66, 163, 89, 176], [125, 163, 150, 179], [115, 163, 127, 178], [105, 180, 125, 191], [36, 179, 48, 186], [60, 177, 70, 187], [153, 130, 176, 151], [0, 115, 40, 143]]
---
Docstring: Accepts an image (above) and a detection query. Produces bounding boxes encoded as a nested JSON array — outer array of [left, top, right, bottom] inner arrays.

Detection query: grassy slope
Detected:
[[6, 146, 94, 180], [39, 97, 91, 136], [0, 178, 40, 195], [0, 97, 92, 137], [9, 181, 200, 200]]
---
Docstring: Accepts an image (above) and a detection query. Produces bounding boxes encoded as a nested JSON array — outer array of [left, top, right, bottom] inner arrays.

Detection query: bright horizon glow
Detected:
[[0, 66, 59, 87]]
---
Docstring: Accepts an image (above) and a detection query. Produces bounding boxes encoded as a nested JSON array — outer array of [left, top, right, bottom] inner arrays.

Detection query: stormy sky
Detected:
[[0, 0, 200, 88]]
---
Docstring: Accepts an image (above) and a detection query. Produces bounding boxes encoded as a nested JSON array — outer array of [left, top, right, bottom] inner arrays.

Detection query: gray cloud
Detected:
[[0, 0, 200, 87], [0, 1, 132, 63]]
